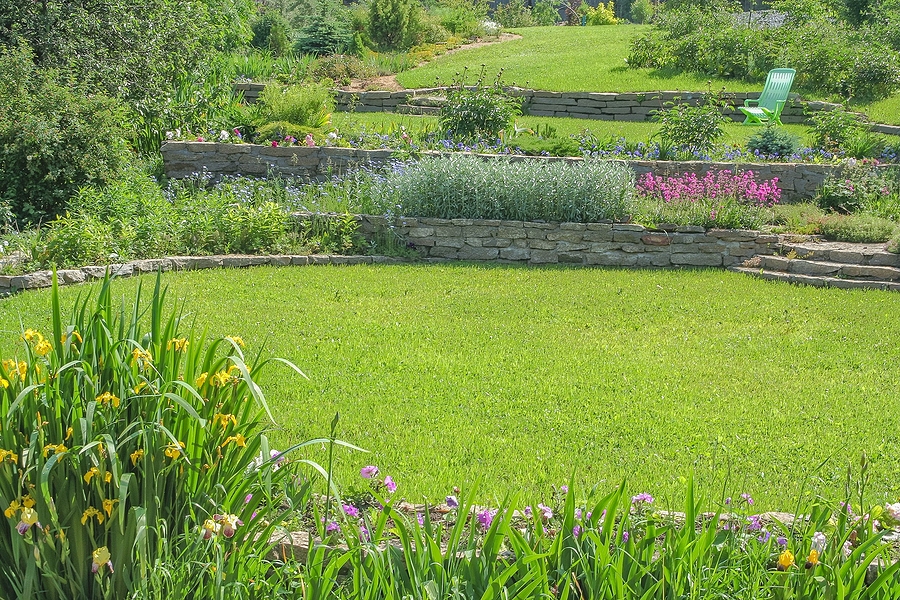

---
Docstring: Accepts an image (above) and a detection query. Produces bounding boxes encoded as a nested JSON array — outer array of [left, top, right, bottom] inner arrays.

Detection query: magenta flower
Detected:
[[537, 503, 553, 521], [417, 513, 424, 525], [621, 530, 630, 543], [476, 508, 496, 530], [244, 493, 253, 504], [741, 493, 754, 506], [361, 465, 379, 479], [325, 521, 340, 534], [384, 475, 397, 493], [572, 525, 582, 537], [305, 134, 315, 147], [342, 504, 359, 517]]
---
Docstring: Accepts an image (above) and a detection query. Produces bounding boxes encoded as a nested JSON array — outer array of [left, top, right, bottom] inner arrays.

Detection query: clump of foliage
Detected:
[[746, 124, 800, 159], [652, 91, 729, 156], [433, 0, 490, 38], [580, 0, 619, 25], [295, 14, 353, 55], [630, 0, 655, 23], [0, 273, 317, 598], [817, 160, 900, 216], [633, 169, 780, 229], [368, 0, 424, 50], [310, 54, 378, 84], [809, 106, 873, 154], [817, 212, 898, 242], [250, 9, 291, 56], [439, 68, 521, 141], [370, 154, 634, 222], [0, 46, 131, 225], [493, 0, 536, 27], [532, 0, 561, 25], [256, 82, 335, 130]]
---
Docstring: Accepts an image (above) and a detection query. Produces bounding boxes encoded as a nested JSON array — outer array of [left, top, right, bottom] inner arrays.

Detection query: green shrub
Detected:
[[532, 0, 560, 25], [257, 82, 335, 129], [771, 202, 827, 235], [581, 1, 619, 25], [297, 213, 366, 253], [254, 121, 321, 144], [818, 213, 898, 242], [0, 273, 315, 598], [440, 69, 521, 141], [368, 0, 424, 50], [630, 0, 654, 23], [809, 105, 869, 153], [652, 92, 729, 156], [493, 0, 536, 27], [817, 160, 900, 217], [434, 0, 489, 38], [0, 46, 131, 225], [371, 154, 634, 222], [510, 134, 581, 156], [294, 14, 353, 55], [746, 125, 800, 158], [251, 10, 291, 56], [310, 54, 378, 84]]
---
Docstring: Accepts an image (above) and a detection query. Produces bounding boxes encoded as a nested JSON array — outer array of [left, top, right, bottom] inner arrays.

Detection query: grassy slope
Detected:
[[332, 112, 813, 147], [3, 265, 900, 510], [399, 26, 767, 93], [396, 25, 900, 126]]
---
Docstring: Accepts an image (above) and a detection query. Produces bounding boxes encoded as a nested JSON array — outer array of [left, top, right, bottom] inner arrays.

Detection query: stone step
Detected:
[[758, 256, 900, 281], [729, 266, 900, 291], [777, 242, 900, 267], [406, 95, 446, 107]]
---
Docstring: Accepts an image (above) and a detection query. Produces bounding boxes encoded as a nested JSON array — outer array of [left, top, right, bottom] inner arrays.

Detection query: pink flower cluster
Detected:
[[637, 170, 781, 207]]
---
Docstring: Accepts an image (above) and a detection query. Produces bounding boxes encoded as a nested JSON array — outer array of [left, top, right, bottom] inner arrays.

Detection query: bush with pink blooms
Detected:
[[633, 169, 781, 229]]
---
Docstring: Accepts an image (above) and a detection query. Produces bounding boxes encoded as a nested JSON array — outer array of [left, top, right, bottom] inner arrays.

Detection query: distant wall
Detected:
[[161, 141, 848, 201]]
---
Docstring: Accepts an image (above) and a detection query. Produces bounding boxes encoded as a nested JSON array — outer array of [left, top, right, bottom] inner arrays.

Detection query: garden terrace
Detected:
[[160, 141, 856, 202]]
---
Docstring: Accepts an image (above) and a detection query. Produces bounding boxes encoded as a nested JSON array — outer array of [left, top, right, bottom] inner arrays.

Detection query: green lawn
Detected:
[[854, 95, 900, 127], [399, 26, 771, 94], [333, 111, 814, 148], [3, 265, 900, 510]]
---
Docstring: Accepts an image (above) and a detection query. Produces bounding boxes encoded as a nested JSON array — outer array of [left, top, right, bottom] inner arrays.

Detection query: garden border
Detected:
[[161, 141, 857, 201]]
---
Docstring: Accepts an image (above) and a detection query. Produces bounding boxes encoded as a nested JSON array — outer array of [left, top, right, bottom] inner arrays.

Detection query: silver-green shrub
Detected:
[[373, 154, 634, 222]]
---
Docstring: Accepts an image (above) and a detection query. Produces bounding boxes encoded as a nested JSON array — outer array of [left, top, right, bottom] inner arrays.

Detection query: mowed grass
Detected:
[[398, 26, 771, 94], [854, 94, 900, 126], [333, 111, 813, 148], [3, 265, 900, 510]]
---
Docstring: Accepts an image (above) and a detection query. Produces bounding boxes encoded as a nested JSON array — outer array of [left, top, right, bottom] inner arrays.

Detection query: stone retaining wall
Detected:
[[360, 217, 781, 267], [161, 141, 846, 201], [0, 220, 786, 295]]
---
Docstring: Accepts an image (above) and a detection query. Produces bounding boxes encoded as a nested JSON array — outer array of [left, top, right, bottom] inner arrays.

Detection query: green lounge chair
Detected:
[[739, 68, 796, 125]]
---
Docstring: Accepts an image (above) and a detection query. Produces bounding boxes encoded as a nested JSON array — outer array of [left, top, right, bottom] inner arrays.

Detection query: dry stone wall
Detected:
[[161, 141, 846, 201], [359, 216, 780, 267]]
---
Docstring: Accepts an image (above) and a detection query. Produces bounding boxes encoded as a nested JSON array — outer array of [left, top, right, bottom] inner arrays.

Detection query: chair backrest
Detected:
[[757, 68, 796, 111]]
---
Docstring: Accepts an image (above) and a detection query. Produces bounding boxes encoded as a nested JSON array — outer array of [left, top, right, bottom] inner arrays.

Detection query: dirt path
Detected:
[[340, 33, 521, 93]]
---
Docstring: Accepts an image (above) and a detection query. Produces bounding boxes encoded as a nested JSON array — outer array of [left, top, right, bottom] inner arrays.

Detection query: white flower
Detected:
[[842, 540, 853, 557], [219, 130, 229, 141], [811, 531, 827, 554], [165, 131, 174, 140], [885, 502, 900, 522]]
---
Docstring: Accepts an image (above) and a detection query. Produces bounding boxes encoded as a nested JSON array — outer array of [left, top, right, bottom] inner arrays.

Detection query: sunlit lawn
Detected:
[[3, 265, 900, 510]]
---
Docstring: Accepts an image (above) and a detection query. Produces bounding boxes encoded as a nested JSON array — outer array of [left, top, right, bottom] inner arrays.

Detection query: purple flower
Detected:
[[361, 465, 379, 479], [776, 536, 788, 547], [244, 494, 253, 504], [476, 509, 496, 530], [725, 497, 732, 505], [360, 526, 370, 541], [342, 504, 360, 517], [537, 503, 553, 521], [572, 525, 582, 537], [740, 493, 754, 506], [631, 493, 654, 505], [325, 521, 340, 534], [621, 530, 630, 543], [384, 475, 397, 493], [523, 506, 533, 518], [757, 531, 771, 544], [446, 495, 459, 509], [417, 513, 425, 525], [746, 515, 762, 531], [559, 485, 569, 494], [575, 508, 583, 520]]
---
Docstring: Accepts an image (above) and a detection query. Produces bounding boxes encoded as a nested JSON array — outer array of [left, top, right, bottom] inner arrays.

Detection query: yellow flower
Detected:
[[131, 347, 153, 370], [195, 372, 208, 388], [0, 448, 18, 464], [222, 434, 246, 448], [96, 391, 120, 409], [84, 467, 100, 484], [22, 329, 42, 343], [104, 471, 112, 483], [81, 506, 104, 525], [0, 378, 8, 389], [4, 499, 20, 518], [212, 370, 231, 387], [778, 550, 795, 571], [62, 330, 82, 345], [213, 413, 237, 430], [102, 498, 118, 517], [42, 443, 66, 457], [65, 427, 73, 441], [164, 441, 186, 459], [130, 448, 144, 465], [226, 336, 245, 348], [805, 549, 820, 568], [22, 496, 34, 509], [91, 546, 113, 574], [34, 339, 52, 356], [133, 380, 148, 394], [167, 338, 189, 351]]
